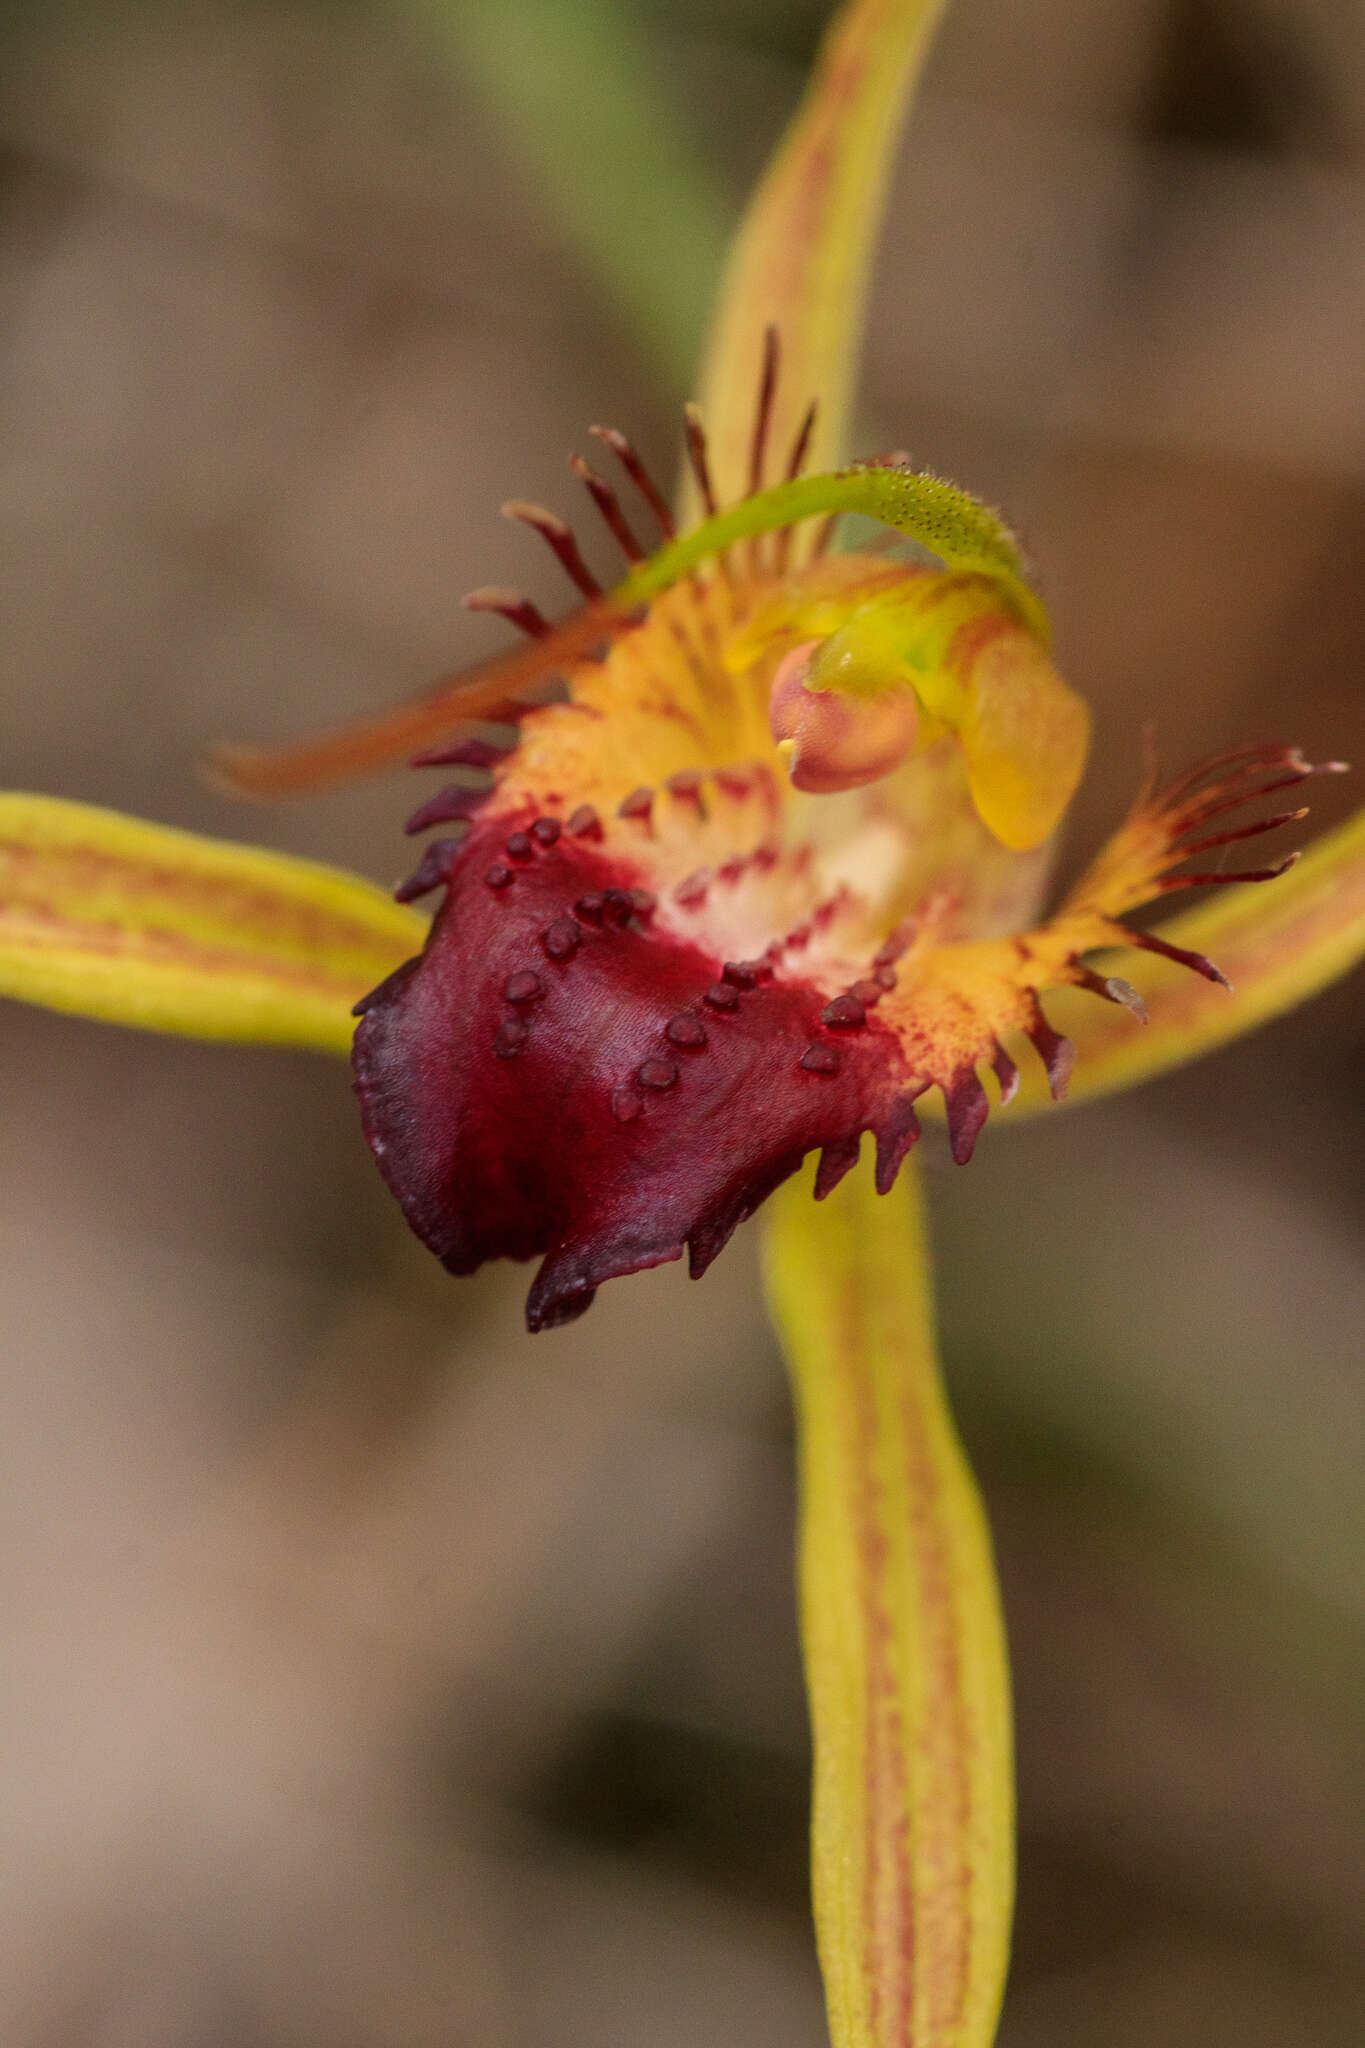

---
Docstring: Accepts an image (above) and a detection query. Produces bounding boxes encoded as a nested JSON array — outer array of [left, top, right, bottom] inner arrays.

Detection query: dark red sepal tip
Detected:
[[990, 1042, 1020, 1106], [405, 783, 490, 835], [1025, 1003, 1075, 1101], [352, 959, 417, 1019], [814, 1131, 862, 1200], [873, 1094, 922, 1193], [412, 734, 512, 771], [943, 1068, 990, 1164], [394, 837, 462, 904], [1124, 925, 1232, 989]]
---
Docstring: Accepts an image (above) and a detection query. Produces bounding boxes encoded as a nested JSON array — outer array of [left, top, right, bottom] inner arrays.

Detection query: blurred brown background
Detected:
[[1, 2, 1362, 2043]]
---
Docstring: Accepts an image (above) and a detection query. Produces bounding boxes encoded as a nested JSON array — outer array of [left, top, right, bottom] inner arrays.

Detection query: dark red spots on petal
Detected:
[[531, 816, 562, 847], [574, 893, 605, 923], [801, 1044, 842, 1075], [618, 786, 654, 822], [722, 961, 759, 989], [543, 917, 581, 961], [666, 769, 706, 810], [628, 887, 656, 918], [704, 982, 740, 1013], [567, 804, 602, 839], [495, 1018, 528, 1058], [675, 871, 710, 909], [638, 1057, 679, 1090], [665, 1014, 707, 1050], [821, 994, 866, 1030], [505, 831, 534, 860], [611, 1086, 642, 1124], [485, 864, 514, 890], [504, 970, 545, 1004]]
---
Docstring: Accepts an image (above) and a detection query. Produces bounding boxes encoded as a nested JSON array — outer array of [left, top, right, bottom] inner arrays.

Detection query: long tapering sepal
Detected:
[[762, 1158, 1014, 2048], [688, 0, 951, 509], [0, 793, 425, 1053]]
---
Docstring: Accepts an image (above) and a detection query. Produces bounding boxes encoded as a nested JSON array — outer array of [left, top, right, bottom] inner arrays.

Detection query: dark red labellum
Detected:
[[353, 815, 910, 1330]]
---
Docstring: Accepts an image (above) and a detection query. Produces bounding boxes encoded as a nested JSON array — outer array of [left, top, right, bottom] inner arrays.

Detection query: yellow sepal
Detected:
[[762, 1158, 1014, 2048], [0, 793, 425, 1056], [686, 0, 951, 510]]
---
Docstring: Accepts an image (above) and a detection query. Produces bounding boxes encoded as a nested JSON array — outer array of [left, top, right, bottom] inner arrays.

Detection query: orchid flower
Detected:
[[3, 3, 1363, 2044]]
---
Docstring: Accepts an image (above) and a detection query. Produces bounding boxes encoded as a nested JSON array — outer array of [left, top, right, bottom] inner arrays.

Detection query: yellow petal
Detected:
[[762, 1158, 1013, 2048], [687, 0, 950, 513], [0, 793, 425, 1055], [957, 627, 1090, 852], [994, 803, 1365, 1115]]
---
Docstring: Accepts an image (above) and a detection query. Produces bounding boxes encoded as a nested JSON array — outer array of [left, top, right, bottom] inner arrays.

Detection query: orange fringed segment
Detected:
[[875, 743, 1342, 1161], [987, 770, 1364, 1120]]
